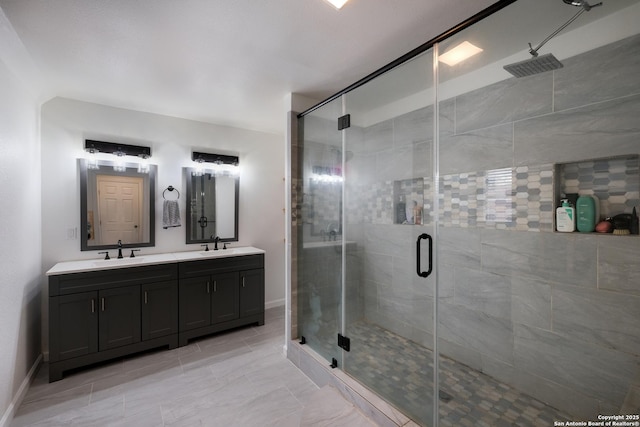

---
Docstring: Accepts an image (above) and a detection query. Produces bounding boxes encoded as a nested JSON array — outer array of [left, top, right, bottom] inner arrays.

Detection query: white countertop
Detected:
[[46, 246, 265, 276]]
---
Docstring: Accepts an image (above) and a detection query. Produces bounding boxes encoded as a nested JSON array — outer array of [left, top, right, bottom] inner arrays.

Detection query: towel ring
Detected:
[[163, 185, 180, 200]]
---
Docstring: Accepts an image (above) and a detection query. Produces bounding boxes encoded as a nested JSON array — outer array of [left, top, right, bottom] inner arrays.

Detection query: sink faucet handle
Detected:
[[130, 249, 141, 258], [223, 242, 228, 250], [116, 240, 124, 259], [201, 243, 209, 252], [98, 251, 110, 260]]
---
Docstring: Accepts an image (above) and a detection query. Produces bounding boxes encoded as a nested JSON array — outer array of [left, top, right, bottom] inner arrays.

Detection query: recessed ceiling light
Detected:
[[438, 41, 483, 66], [324, 0, 349, 9]]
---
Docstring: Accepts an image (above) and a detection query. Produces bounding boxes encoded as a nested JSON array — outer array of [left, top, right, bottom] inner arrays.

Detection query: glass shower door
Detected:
[[297, 97, 344, 364], [341, 50, 437, 426]]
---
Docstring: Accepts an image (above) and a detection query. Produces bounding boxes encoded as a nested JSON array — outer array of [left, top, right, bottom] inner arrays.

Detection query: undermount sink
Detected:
[[92, 257, 145, 266], [198, 247, 252, 257], [199, 250, 231, 257]]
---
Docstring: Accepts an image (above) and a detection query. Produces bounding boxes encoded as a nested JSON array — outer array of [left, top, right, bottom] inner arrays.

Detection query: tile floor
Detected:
[[11, 307, 377, 427], [347, 322, 573, 426], [310, 321, 573, 426]]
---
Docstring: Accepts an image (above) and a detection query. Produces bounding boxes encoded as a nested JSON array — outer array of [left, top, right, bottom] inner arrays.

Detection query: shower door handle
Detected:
[[416, 233, 433, 278]]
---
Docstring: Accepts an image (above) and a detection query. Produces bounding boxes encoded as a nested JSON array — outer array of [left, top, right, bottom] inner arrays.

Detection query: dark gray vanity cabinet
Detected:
[[178, 254, 264, 346], [98, 285, 142, 350], [48, 264, 179, 382], [141, 281, 179, 341], [239, 268, 264, 318], [50, 292, 98, 361], [48, 251, 264, 381], [179, 272, 239, 330]]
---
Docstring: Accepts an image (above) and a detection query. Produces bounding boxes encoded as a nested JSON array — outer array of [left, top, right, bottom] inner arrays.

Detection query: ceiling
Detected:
[[0, 0, 503, 134]]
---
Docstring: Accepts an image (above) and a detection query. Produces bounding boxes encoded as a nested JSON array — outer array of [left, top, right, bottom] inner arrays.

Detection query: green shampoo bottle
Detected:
[[576, 195, 599, 232]]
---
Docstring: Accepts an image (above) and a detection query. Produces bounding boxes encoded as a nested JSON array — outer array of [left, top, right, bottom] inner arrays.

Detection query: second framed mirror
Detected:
[[184, 155, 239, 244]]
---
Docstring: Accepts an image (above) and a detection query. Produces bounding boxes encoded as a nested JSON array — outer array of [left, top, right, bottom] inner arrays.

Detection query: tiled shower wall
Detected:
[[353, 33, 640, 418]]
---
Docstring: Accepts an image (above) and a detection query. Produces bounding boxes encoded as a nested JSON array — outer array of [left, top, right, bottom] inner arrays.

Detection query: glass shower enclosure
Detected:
[[294, 0, 640, 425]]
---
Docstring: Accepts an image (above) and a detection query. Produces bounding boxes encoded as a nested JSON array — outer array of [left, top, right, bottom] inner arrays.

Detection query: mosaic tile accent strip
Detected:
[[306, 179, 342, 233], [291, 179, 302, 226], [560, 156, 640, 219], [438, 164, 554, 232], [343, 164, 556, 232], [346, 180, 395, 225]]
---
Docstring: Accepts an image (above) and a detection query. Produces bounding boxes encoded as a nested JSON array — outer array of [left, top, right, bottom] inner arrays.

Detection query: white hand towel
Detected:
[[163, 200, 181, 229]]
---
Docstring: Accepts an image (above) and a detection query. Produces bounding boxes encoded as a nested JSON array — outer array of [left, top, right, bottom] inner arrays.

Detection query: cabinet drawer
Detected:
[[50, 264, 178, 296], [178, 254, 264, 279]]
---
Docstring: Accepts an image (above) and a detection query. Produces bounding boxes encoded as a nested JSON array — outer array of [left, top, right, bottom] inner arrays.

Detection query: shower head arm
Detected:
[[528, 1, 602, 57]]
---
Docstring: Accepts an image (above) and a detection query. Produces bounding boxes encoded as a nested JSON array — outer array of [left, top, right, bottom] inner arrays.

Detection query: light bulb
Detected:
[[113, 153, 126, 172]]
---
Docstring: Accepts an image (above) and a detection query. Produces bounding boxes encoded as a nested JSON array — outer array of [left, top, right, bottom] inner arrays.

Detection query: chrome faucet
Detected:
[[117, 239, 124, 259]]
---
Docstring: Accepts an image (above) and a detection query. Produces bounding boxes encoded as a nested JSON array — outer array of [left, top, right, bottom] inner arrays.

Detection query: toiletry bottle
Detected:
[[556, 199, 575, 232], [415, 205, 422, 225], [576, 195, 599, 232], [413, 201, 422, 225], [396, 195, 406, 224]]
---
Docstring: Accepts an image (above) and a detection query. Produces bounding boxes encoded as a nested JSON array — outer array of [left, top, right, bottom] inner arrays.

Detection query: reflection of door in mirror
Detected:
[[95, 175, 143, 245], [81, 159, 155, 251]]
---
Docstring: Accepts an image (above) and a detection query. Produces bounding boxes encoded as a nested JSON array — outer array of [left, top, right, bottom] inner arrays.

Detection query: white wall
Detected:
[[40, 97, 285, 356], [0, 59, 42, 425]]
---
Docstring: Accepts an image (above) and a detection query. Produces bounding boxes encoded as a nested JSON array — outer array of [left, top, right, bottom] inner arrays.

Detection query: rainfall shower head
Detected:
[[503, 0, 602, 78], [503, 53, 564, 78], [563, 0, 602, 11]]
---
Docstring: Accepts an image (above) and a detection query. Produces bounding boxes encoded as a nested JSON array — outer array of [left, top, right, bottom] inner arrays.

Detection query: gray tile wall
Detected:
[[355, 33, 640, 418]]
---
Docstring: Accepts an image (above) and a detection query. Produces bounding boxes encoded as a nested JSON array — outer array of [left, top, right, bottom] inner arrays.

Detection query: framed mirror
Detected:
[[80, 159, 156, 251], [184, 168, 239, 243]]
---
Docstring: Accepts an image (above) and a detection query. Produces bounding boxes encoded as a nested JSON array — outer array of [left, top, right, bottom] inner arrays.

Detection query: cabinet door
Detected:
[[179, 276, 211, 331], [142, 281, 178, 340], [211, 272, 239, 324], [50, 292, 98, 361], [239, 269, 264, 318], [98, 286, 141, 350]]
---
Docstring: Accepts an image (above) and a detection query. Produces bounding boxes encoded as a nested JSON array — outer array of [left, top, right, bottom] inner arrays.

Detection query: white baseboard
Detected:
[[265, 298, 285, 309], [0, 354, 42, 427]]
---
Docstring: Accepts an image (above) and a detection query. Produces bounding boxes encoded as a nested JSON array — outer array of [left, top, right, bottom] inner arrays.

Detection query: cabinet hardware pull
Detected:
[[242, 277, 245, 287], [144, 291, 148, 304], [91, 299, 95, 313], [101, 297, 105, 311], [214, 281, 217, 292]]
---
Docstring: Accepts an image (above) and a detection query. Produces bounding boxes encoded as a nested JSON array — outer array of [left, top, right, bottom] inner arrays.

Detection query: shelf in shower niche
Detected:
[[553, 154, 639, 235]]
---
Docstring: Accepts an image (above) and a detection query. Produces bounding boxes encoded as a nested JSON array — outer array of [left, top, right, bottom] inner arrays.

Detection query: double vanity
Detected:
[[46, 247, 265, 382]]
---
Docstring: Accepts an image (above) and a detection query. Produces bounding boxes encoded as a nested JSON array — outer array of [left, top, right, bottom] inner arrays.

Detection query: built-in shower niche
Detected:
[[393, 178, 425, 225], [554, 155, 640, 234]]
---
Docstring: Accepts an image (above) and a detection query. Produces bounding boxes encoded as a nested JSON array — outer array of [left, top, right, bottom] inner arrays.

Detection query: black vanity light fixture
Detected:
[[84, 139, 152, 173], [191, 151, 239, 176]]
